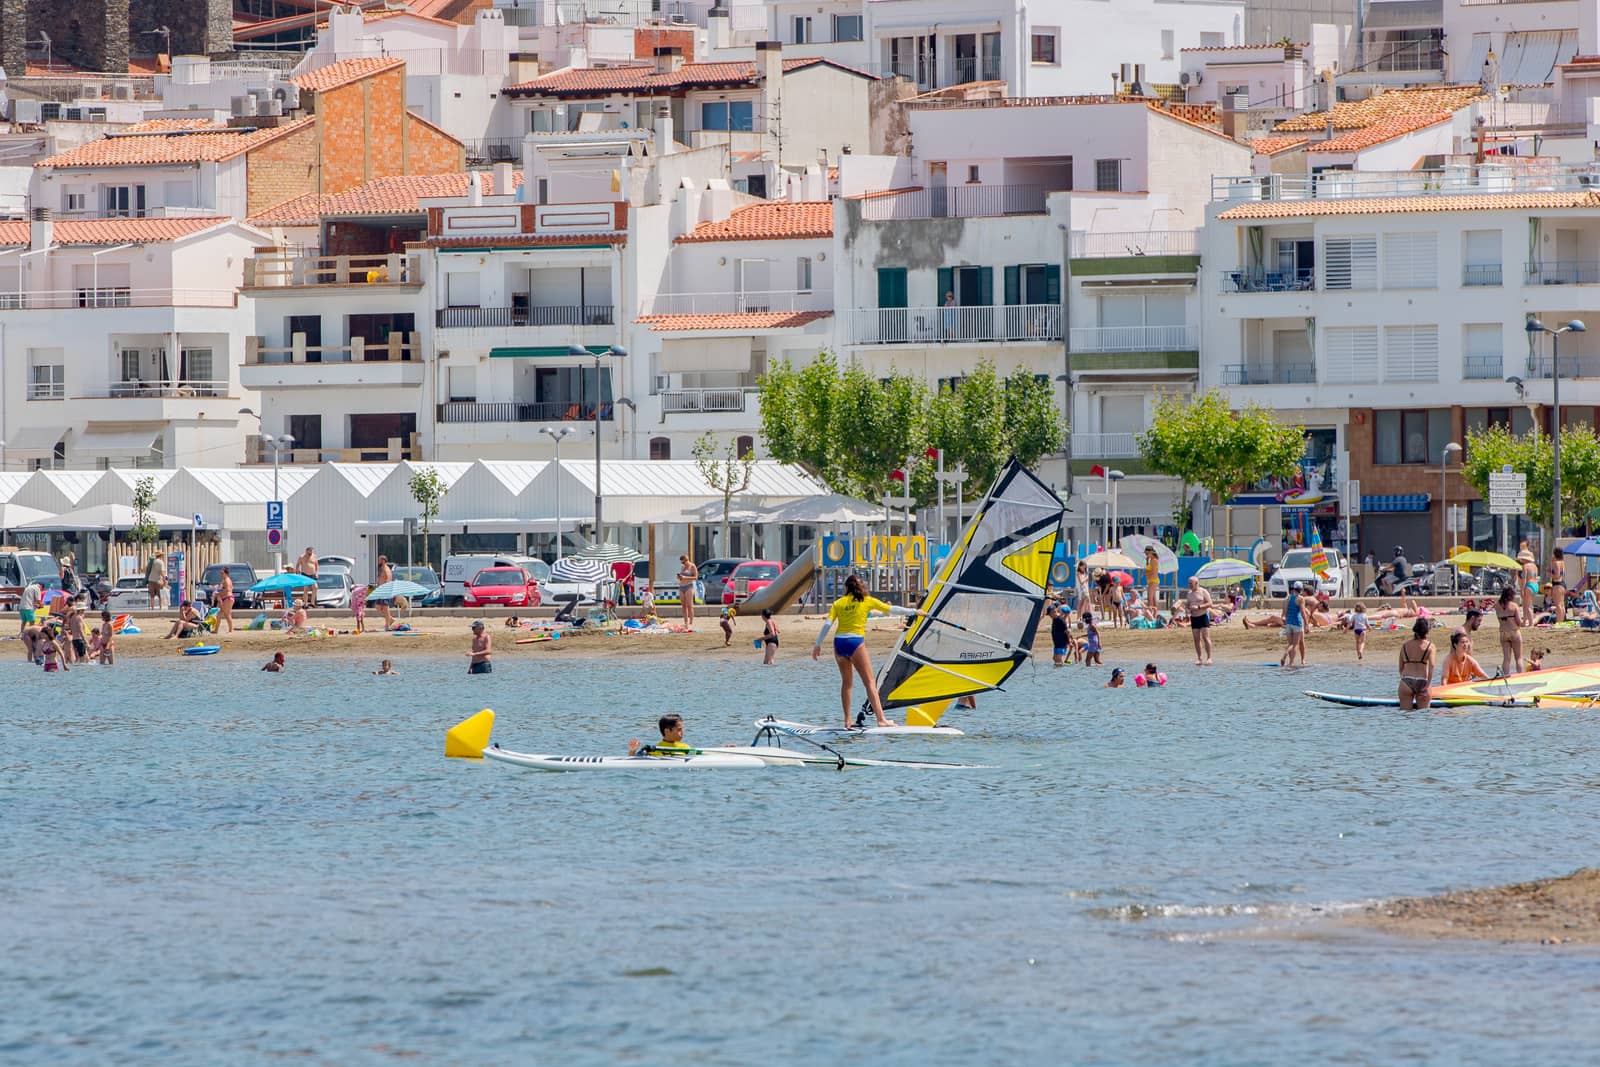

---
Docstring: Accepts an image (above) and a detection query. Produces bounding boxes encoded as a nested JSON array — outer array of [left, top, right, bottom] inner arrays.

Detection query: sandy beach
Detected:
[[1344, 868, 1600, 945]]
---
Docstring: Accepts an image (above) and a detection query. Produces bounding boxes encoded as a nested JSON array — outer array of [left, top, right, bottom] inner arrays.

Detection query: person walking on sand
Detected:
[[1518, 547, 1539, 626], [350, 583, 368, 635], [1184, 576, 1213, 666], [1348, 601, 1369, 661], [761, 609, 779, 665], [145, 551, 168, 609], [1144, 547, 1161, 611], [296, 547, 320, 609], [1495, 586, 1523, 676], [466, 620, 493, 674], [677, 554, 699, 628], [812, 573, 912, 729], [1548, 547, 1568, 624], [374, 555, 396, 631], [1398, 618, 1436, 710], [719, 604, 735, 646], [217, 566, 236, 633], [17, 577, 42, 634]]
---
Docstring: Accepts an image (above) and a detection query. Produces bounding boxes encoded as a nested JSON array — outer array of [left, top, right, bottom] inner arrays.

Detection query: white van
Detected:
[[439, 554, 530, 607], [0, 549, 60, 612]]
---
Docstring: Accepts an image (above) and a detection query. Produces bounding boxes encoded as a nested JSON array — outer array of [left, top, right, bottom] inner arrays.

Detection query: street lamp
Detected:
[[1441, 441, 1461, 581], [539, 425, 574, 560], [239, 407, 293, 572], [1108, 469, 1125, 546], [1525, 318, 1586, 547], [570, 343, 626, 546]]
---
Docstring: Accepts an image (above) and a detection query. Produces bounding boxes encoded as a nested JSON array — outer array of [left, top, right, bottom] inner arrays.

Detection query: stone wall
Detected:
[[25, 0, 128, 72], [134, 0, 232, 59], [1, 0, 27, 77]]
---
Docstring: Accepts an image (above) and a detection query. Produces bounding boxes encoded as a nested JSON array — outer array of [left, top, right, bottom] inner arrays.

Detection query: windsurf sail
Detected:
[[874, 458, 1065, 724], [1433, 661, 1600, 706]]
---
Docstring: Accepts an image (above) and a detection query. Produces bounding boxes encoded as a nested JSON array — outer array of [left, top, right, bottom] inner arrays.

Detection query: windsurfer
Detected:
[[629, 714, 690, 756], [812, 574, 912, 729]]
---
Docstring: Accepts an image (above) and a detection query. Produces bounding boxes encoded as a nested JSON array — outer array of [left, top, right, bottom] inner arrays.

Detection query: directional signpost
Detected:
[[1487, 470, 1527, 516]]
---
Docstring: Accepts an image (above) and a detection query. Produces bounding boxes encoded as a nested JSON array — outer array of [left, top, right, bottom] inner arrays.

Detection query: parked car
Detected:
[[196, 562, 260, 610], [722, 560, 783, 605], [319, 555, 355, 575], [314, 571, 354, 609], [440, 554, 530, 607], [462, 566, 542, 608], [696, 557, 752, 605], [104, 576, 158, 612], [1267, 549, 1353, 599], [390, 565, 440, 593]]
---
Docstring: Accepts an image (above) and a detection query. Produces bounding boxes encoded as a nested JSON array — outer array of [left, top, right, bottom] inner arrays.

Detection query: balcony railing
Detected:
[[1221, 363, 1316, 385], [27, 381, 64, 400], [642, 289, 832, 315], [246, 435, 418, 465], [1528, 355, 1600, 378], [248, 333, 420, 365], [1219, 268, 1315, 293], [99, 379, 228, 398], [1213, 164, 1600, 204], [851, 304, 1060, 344], [0, 288, 236, 309], [1526, 261, 1600, 286], [1071, 324, 1196, 352], [1464, 354, 1504, 380], [859, 183, 1046, 221], [1368, 40, 1443, 73], [1463, 263, 1503, 287], [660, 388, 747, 414], [1070, 229, 1200, 258], [462, 137, 523, 164], [436, 401, 615, 423], [1070, 432, 1141, 459], [244, 252, 420, 288], [435, 304, 616, 328]]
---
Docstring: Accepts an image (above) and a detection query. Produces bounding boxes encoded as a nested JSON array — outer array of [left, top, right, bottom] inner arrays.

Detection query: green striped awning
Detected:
[[489, 345, 612, 358]]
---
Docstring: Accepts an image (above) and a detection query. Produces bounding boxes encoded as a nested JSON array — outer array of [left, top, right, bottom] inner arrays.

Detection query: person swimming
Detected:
[[628, 714, 689, 756], [262, 651, 286, 672], [1135, 663, 1167, 687], [1105, 667, 1125, 688]]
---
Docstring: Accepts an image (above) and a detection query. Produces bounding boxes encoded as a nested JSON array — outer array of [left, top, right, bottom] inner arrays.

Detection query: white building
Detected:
[[1443, 0, 1584, 86], [0, 214, 273, 470]]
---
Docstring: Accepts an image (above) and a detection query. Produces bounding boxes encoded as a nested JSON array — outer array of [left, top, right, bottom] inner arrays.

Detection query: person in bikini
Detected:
[[812, 574, 914, 729], [1442, 630, 1489, 685], [1398, 617, 1437, 710], [1495, 586, 1523, 676]]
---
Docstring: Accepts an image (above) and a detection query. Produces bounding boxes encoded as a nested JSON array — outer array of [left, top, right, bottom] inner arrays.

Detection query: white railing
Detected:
[[1069, 230, 1200, 258], [851, 304, 1061, 344], [0, 288, 236, 309], [641, 289, 833, 316], [1071, 324, 1196, 352], [660, 388, 747, 413], [244, 252, 420, 287], [1212, 163, 1600, 204], [1071, 432, 1141, 458], [94, 380, 230, 399], [248, 333, 420, 365], [27, 381, 64, 400]]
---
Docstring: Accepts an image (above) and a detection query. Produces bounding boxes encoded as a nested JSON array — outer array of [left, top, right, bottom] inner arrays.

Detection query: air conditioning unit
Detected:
[[1179, 70, 1202, 87], [63, 106, 83, 121], [263, 99, 283, 117], [111, 83, 133, 100], [272, 83, 301, 111], [12, 99, 41, 124]]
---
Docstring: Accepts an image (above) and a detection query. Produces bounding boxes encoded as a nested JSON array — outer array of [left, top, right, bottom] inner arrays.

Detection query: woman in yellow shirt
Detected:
[[812, 574, 914, 729]]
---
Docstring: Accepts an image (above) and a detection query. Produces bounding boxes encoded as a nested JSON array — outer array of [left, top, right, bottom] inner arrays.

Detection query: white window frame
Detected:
[[1382, 232, 1438, 290], [1323, 325, 1379, 384], [1323, 235, 1378, 291], [28, 353, 64, 400], [1383, 325, 1439, 383]]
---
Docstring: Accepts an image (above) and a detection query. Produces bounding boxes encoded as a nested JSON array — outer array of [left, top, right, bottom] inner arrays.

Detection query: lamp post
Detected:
[[540, 425, 574, 560], [1525, 318, 1586, 550], [1441, 441, 1461, 587], [239, 407, 293, 572], [570, 343, 626, 547], [1108, 469, 1125, 546]]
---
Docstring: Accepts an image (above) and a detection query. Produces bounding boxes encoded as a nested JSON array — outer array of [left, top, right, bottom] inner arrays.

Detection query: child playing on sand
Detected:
[[719, 604, 736, 647], [1349, 602, 1369, 661], [351, 584, 368, 635], [760, 609, 778, 665]]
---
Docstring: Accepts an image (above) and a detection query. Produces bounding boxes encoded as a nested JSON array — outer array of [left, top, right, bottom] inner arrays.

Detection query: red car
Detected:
[[721, 560, 783, 605], [462, 566, 542, 608]]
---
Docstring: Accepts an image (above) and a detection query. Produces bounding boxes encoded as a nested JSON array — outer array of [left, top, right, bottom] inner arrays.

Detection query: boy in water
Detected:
[[628, 714, 689, 756]]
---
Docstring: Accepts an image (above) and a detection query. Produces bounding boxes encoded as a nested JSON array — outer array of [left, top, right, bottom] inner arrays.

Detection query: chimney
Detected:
[[30, 207, 53, 250], [171, 55, 211, 86], [468, 171, 485, 206], [654, 101, 676, 155], [654, 45, 683, 75], [704, 178, 734, 225], [494, 162, 515, 196], [757, 40, 783, 163], [708, 6, 730, 51]]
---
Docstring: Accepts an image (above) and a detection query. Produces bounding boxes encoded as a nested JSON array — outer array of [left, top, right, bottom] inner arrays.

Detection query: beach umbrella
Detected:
[[551, 557, 609, 584], [1120, 534, 1178, 573], [569, 542, 645, 563], [1194, 558, 1258, 585], [1561, 537, 1600, 558], [1449, 550, 1521, 570], [1082, 549, 1139, 570], [249, 573, 317, 593], [367, 579, 432, 601]]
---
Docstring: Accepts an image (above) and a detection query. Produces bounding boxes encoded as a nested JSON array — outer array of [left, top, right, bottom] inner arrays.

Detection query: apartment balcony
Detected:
[[1527, 354, 1600, 378], [858, 184, 1046, 222], [1212, 163, 1600, 205], [245, 434, 418, 465], [1069, 230, 1200, 259], [70, 380, 236, 422], [0, 287, 236, 309], [243, 252, 422, 289], [1218, 268, 1315, 293], [1464, 354, 1504, 380], [436, 401, 616, 423], [1071, 324, 1196, 353], [659, 388, 749, 414], [241, 334, 424, 390], [1463, 263, 1503, 287], [435, 304, 615, 328], [1070, 432, 1142, 460], [850, 304, 1060, 344], [1525, 261, 1600, 286], [1221, 362, 1315, 385], [641, 289, 833, 316]]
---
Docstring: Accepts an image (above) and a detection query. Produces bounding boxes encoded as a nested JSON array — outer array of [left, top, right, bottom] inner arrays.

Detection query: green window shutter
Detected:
[[936, 267, 953, 304], [877, 267, 907, 308], [1004, 265, 1020, 305], [1044, 264, 1061, 304], [978, 267, 993, 306]]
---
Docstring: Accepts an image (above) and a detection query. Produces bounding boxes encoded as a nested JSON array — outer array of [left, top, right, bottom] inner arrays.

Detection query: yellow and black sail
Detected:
[[876, 458, 1064, 720]]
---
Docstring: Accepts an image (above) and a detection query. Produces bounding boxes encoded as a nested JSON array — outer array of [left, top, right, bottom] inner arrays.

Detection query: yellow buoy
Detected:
[[445, 709, 495, 759]]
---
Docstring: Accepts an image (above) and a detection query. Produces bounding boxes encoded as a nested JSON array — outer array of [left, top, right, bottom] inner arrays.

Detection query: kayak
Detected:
[[752, 716, 965, 740]]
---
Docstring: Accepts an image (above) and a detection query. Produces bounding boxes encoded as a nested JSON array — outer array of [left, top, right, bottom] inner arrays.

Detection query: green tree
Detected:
[[692, 432, 758, 555], [407, 467, 449, 569], [1460, 422, 1600, 535], [1137, 393, 1305, 526], [129, 475, 160, 544]]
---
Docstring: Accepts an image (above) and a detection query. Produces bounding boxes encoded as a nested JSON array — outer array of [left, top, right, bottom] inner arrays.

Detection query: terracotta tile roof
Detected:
[[637, 310, 833, 331], [1216, 191, 1600, 221], [38, 117, 316, 168], [676, 201, 833, 243], [248, 171, 522, 225], [1148, 101, 1240, 145], [1305, 112, 1452, 153], [407, 0, 494, 21], [1274, 85, 1485, 133], [0, 216, 232, 246], [122, 118, 221, 132], [291, 56, 405, 92], [507, 56, 873, 96], [427, 233, 626, 248], [1252, 134, 1308, 155]]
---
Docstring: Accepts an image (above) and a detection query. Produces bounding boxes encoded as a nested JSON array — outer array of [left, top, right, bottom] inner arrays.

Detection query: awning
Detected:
[[1500, 29, 1577, 86], [489, 345, 612, 359], [1363, 0, 1440, 30], [1361, 494, 1431, 514], [3, 425, 66, 458], [75, 422, 164, 459], [658, 337, 753, 373]]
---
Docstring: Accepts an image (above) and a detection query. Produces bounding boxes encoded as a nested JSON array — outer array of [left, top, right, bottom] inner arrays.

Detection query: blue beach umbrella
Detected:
[[367, 579, 432, 601], [249, 573, 317, 593], [1563, 536, 1600, 558]]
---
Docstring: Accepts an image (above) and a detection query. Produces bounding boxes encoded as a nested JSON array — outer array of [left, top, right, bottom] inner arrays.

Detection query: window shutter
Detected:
[[936, 266, 953, 304], [878, 267, 907, 308], [1044, 264, 1061, 304], [1323, 235, 1377, 290], [1323, 326, 1379, 383], [1004, 265, 1020, 305], [978, 267, 993, 306], [1384, 325, 1440, 382], [1383, 232, 1438, 289]]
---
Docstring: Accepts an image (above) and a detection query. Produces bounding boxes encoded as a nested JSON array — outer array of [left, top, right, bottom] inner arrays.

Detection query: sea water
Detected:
[[3, 649, 1599, 1065]]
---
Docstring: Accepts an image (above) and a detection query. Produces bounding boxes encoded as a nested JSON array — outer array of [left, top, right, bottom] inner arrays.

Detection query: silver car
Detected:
[[313, 571, 354, 609]]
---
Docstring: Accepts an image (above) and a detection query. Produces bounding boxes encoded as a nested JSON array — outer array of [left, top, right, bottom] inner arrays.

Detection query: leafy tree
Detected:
[[692, 432, 757, 555], [129, 475, 160, 544], [407, 467, 449, 569], [1460, 422, 1600, 535], [1137, 393, 1305, 525]]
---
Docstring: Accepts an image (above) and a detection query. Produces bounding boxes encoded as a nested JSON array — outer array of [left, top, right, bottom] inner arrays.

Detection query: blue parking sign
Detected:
[[266, 501, 284, 530]]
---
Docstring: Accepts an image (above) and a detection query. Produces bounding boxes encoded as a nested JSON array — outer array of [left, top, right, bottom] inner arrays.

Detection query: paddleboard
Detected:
[[1304, 690, 1522, 709], [754, 716, 965, 739], [483, 747, 765, 771], [182, 645, 221, 656], [516, 635, 557, 644]]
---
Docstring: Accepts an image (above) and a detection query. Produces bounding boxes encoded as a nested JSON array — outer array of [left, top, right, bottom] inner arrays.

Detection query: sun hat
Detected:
[[1517, 550, 1536, 563]]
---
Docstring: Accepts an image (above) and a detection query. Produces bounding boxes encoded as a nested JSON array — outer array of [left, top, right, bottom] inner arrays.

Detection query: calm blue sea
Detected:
[[3, 646, 1599, 1066]]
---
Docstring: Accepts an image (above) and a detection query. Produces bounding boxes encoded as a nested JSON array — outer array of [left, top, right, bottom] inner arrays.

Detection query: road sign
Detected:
[[1346, 480, 1360, 517], [193, 513, 203, 528], [266, 500, 284, 530], [1488, 471, 1526, 516], [267, 528, 283, 548]]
